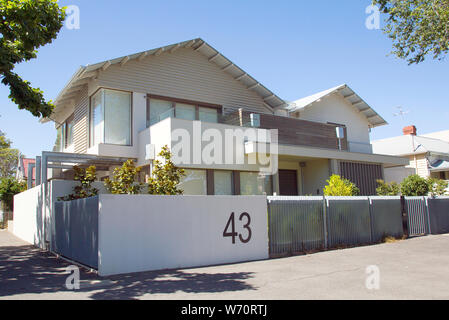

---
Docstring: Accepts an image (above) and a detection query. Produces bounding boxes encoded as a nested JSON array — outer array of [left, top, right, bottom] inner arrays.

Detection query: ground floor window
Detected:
[[178, 169, 207, 195], [177, 169, 272, 196], [214, 170, 233, 195], [240, 172, 272, 196]]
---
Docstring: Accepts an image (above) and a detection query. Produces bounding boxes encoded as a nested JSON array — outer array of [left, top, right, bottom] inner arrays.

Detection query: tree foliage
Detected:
[[374, 0, 449, 64], [376, 179, 401, 196], [0, 131, 19, 178], [323, 174, 360, 196], [147, 145, 185, 195], [0, 176, 26, 211], [58, 166, 98, 201], [104, 160, 143, 195], [0, 0, 66, 118]]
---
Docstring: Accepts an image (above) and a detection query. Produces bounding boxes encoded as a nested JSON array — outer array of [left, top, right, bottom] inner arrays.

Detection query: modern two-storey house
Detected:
[[42, 38, 406, 196]]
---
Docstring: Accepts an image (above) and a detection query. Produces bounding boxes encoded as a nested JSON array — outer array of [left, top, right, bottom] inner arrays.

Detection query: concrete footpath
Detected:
[[1, 229, 449, 300]]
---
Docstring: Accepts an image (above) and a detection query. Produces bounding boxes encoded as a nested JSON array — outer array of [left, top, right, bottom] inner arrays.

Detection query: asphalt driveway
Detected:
[[1, 229, 449, 300]]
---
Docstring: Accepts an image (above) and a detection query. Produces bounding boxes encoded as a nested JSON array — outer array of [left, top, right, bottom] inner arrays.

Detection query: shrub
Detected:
[[400, 174, 429, 196], [428, 178, 448, 197], [147, 145, 185, 195], [0, 177, 26, 211], [323, 175, 360, 196], [376, 179, 401, 196], [104, 160, 143, 195], [58, 166, 98, 201]]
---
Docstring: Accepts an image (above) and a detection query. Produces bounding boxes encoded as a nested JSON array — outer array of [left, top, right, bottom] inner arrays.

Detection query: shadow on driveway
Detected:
[[0, 237, 256, 300]]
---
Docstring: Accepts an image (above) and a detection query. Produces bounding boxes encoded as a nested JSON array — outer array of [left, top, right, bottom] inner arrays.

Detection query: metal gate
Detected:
[[405, 197, 430, 236]]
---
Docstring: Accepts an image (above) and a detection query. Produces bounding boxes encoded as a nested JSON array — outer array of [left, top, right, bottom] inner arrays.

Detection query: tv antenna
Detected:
[[393, 106, 410, 120]]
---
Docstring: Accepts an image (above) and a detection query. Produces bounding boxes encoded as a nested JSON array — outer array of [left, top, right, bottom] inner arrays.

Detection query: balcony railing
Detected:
[[220, 109, 348, 151], [149, 107, 349, 151]]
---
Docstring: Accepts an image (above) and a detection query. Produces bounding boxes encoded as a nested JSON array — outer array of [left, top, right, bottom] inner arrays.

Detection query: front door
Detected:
[[279, 170, 298, 195]]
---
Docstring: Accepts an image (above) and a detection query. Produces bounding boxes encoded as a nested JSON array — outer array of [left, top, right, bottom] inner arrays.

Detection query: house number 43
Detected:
[[223, 212, 252, 244]]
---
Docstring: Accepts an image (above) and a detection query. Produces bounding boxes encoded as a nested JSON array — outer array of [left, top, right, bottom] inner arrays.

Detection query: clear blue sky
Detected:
[[1, 0, 448, 158]]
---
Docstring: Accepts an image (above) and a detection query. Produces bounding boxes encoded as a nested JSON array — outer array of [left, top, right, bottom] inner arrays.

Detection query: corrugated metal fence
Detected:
[[267, 196, 404, 257], [426, 196, 449, 235], [267, 196, 449, 257], [326, 197, 372, 248], [268, 197, 325, 257]]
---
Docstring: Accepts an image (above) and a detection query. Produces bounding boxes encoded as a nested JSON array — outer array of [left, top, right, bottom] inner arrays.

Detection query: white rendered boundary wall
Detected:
[[98, 194, 269, 276], [13, 180, 107, 249]]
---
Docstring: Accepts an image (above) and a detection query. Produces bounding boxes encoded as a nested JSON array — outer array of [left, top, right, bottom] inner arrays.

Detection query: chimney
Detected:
[[403, 125, 417, 136]]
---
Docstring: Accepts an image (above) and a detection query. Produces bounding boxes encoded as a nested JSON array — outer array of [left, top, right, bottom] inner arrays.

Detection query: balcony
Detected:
[[148, 107, 349, 151], [220, 109, 348, 151]]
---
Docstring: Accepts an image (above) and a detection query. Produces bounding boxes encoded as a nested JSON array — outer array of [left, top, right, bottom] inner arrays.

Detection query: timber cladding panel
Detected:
[[95, 48, 270, 114], [339, 162, 383, 196], [235, 110, 348, 150]]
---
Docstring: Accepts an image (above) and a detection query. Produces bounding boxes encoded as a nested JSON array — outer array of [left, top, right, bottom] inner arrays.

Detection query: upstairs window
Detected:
[[54, 114, 74, 152], [147, 96, 220, 127], [64, 114, 74, 149], [90, 89, 132, 147]]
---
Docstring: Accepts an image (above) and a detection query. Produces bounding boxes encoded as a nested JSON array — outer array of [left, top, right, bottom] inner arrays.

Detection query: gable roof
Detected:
[[285, 84, 387, 128], [43, 38, 286, 123], [372, 134, 449, 156]]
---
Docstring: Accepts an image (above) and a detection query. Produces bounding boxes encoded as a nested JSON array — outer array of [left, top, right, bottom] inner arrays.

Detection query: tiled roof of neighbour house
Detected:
[[41, 38, 287, 123], [21, 158, 36, 180], [372, 134, 449, 156], [285, 84, 387, 128]]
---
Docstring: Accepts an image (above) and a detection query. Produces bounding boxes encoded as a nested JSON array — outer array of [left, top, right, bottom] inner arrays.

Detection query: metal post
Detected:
[[35, 156, 41, 185], [400, 196, 409, 238], [368, 197, 374, 243], [41, 153, 48, 250], [27, 163, 35, 189], [424, 196, 432, 235], [323, 196, 328, 249]]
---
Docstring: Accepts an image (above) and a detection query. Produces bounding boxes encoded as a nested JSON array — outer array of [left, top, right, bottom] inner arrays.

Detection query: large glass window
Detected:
[[214, 171, 233, 195], [178, 169, 207, 195], [240, 172, 272, 195], [65, 115, 74, 148], [148, 99, 173, 127], [91, 90, 104, 146], [90, 89, 132, 147], [104, 90, 131, 145], [175, 103, 196, 121], [199, 107, 218, 123], [147, 96, 220, 127], [53, 126, 63, 152]]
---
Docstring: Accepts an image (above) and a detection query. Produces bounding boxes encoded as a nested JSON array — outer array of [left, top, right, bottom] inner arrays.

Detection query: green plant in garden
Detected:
[[147, 145, 185, 195], [0, 0, 66, 118], [400, 174, 429, 196], [0, 177, 26, 211], [104, 160, 143, 195], [376, 179, 401, 196], [58, 166, 98, 201], [323, 175, 360, 196], [427, 178, 448, 196]]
